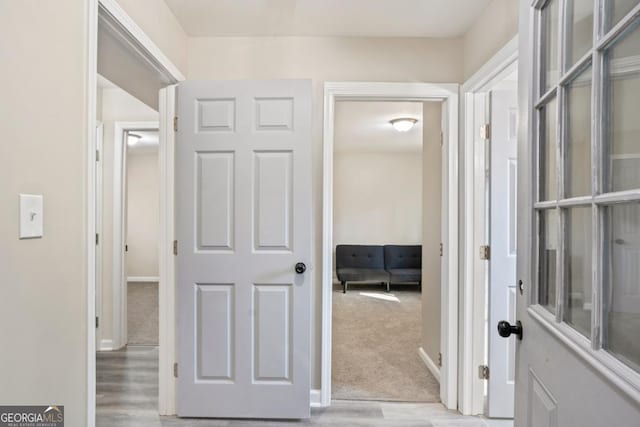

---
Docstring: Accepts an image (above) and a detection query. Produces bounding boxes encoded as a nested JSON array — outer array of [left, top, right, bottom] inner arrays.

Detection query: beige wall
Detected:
[[99, 86, 158, 345], [0, 1, 88, 425], [333, 151, 423, 246], [126, 150, 160, 277], [114, 0, 188, 76], [421, 102, 443, 364], [187, 36, 463, 388], [462, 0, 519, 80]]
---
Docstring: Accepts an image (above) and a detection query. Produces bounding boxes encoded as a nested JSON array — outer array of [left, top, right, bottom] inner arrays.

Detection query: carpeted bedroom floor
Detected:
[[332, 283, 440, 403], [127, 281, 159, 345]]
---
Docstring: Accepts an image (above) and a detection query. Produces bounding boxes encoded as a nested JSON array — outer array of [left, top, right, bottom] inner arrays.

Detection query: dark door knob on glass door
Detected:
[[497, 320, 523, 340]]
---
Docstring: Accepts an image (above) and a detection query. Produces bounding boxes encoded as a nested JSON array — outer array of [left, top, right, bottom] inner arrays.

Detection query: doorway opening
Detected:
[[332, 101, 442, 402], [320, 83, 457, 409], [330, 100, 443, 403], [124, 127, 160, 346]]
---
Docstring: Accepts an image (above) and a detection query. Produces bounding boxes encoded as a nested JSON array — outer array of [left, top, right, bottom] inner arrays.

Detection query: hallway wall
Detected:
[[126, 150, 159, 278], [0, 1, 88, 425], [462, 0, 519, 80]]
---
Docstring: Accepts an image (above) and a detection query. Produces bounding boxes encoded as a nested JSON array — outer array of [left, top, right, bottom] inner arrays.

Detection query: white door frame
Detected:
[[111, 121, 160, 350], [459, 36, 518, 416], [321, 82, 460, 409], [86, 0, 184, 425]]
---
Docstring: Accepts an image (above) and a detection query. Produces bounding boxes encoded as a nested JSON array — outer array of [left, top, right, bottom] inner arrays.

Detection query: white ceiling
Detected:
[[164, 0, 491, 38], [334, 101, 425, 153]]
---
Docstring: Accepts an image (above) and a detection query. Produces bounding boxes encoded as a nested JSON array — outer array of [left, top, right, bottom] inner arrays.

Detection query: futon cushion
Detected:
[[383, 245, 422, 269], [386, 268, 422, 283], [336, 267, 390, 283], [336, 245, 385, 270]]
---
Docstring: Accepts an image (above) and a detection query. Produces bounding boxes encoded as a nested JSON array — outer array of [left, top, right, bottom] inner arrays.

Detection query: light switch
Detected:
[[19, 194, 43, 239]]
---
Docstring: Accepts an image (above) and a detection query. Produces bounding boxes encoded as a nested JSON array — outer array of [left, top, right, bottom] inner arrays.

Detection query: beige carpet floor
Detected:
[[332, 283, 440, 403], [127, 281, 159, 345]]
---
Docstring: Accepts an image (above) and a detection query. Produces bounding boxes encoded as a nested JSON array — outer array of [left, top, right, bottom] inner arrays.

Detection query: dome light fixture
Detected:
[[390, 117, 418, 132]]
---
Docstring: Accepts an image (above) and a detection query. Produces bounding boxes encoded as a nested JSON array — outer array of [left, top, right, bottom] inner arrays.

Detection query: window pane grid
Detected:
[[533, 0, 640, 380]]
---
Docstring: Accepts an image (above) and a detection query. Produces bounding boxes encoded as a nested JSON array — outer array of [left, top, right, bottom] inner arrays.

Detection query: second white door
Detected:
[[176, 80, 312, 419]]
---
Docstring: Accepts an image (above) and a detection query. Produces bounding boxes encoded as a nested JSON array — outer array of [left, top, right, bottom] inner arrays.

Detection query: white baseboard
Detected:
[[310, 389, 322, 407], [127, 276, 160, 283], [99, 339, 114, 351], [419, 347, 441, 383]]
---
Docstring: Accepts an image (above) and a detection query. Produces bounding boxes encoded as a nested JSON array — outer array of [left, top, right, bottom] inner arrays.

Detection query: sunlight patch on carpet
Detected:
[[359, 292, 400, 302]]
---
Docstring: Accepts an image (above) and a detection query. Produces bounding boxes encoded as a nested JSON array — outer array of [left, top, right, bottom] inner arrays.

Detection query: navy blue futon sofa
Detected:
[[335, 244, 422, 293]]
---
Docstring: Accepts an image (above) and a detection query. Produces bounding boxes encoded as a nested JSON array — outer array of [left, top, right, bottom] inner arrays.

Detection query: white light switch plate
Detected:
[[19, 194, 43, 239]]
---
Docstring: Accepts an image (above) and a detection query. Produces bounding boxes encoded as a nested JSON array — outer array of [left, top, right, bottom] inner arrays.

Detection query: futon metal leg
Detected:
[[342, 281, 347, 293], [386, 282, 390, 293]]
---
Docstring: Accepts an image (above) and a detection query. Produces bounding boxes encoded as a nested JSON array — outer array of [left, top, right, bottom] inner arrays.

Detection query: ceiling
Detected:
[[164, 0, 491, 38], [334, 101, 425, 153]]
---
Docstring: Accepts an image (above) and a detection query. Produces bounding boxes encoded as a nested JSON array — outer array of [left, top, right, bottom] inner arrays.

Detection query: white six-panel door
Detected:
[[176, 80, 312, 419], [487, 88, 518, 418]]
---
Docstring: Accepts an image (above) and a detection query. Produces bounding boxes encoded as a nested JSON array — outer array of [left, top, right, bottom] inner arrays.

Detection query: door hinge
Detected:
[[95, 316, 99, 328], [96, 149, 100, 162], [173, 116, 178, 132], [480, 245, 491, 260], [173, 240, 178, 256], [440, 132, 444, 147], [479, 365, 490, 380], [480, 123, 491, 140], [439, 243, 443, 257], [95, 233, 99, 245], [173, 362, 178, 378], [437, 352, 443, 367]]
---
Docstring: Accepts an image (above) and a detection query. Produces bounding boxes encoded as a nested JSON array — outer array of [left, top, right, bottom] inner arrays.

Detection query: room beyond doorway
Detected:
[[330, 99, 443, 403]]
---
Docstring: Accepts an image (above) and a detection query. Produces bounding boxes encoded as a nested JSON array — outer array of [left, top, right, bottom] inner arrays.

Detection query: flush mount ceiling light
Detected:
[[389, 117, 418, 132], [127, 133, 142, 146]]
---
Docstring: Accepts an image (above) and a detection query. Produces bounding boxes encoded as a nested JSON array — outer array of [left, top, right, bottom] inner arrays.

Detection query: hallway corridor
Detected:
[[97, 346, 510, 426]]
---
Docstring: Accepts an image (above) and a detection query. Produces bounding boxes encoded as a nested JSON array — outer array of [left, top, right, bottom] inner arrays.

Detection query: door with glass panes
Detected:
[[513, 1, 640, 426]]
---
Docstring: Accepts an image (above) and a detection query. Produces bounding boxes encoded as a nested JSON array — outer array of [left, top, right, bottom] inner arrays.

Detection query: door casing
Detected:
[[460, 36, 518, 416]]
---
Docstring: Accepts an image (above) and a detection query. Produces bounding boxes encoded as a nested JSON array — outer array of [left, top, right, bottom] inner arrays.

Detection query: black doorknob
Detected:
[[497, 320, 523, 340], [295, 262, 306, 274]]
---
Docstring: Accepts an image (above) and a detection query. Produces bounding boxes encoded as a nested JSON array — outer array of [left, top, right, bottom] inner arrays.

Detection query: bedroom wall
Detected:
[[126, 149, 160, 278], [333, 151, 423, 247]]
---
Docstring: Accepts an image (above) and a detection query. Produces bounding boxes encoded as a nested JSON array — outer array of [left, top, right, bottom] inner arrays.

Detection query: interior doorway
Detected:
[[330, 100, 443, 403], [321, 82, 460, 409], [124, 127, 160, 346]]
